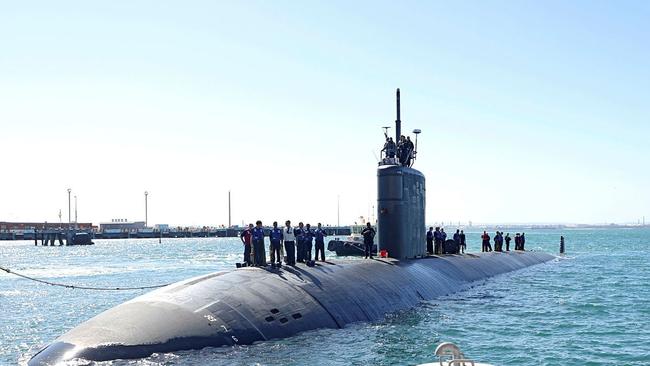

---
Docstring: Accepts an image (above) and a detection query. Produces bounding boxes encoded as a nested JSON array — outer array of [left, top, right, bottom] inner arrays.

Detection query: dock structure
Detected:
[[0, 226, 353, 241], [32, 229, 94, 246]]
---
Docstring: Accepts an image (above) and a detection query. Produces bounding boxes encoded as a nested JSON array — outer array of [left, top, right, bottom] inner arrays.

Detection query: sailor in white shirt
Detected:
[[283, 220, 296, 265]]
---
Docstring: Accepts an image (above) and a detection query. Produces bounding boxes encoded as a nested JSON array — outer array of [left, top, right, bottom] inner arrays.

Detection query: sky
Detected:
[[1, 0, 649, 227]]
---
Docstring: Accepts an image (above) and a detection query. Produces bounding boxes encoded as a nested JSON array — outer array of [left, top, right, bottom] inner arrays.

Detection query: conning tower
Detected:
[[377, 89, 426, 259]]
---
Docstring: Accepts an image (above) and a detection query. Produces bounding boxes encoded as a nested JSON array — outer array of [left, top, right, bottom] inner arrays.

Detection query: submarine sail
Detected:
[[378, 88, 425, 259]]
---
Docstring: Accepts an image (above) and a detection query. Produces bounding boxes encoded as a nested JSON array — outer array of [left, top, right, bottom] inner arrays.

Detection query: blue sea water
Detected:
[[1, 228, 649, 365]]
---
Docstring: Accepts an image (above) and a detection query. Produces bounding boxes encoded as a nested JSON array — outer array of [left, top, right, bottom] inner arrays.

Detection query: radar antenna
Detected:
[[382, 126, 391, 139], [412, 128, 421, 166]]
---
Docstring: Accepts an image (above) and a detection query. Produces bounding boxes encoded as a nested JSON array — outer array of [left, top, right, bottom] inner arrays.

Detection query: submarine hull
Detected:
[[29, 251, 554, 365]]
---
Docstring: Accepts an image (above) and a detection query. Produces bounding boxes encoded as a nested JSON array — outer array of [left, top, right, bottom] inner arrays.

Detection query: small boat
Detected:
[[418, 342, 493, 366], [327, 224, 377, 256], [69, 232, 94, 246]]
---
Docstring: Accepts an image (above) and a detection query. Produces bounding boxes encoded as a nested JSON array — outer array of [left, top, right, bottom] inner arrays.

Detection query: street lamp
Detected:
[[144, 191, 149, 228]]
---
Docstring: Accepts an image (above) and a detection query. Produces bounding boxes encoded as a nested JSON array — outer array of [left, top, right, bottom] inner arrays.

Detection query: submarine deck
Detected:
[[29, 251, 555, 365]]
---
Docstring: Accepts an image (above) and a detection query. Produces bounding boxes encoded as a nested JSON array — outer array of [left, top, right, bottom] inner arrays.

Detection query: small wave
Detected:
[[16, 266, 133, 279], [0, 289, 26, 297]]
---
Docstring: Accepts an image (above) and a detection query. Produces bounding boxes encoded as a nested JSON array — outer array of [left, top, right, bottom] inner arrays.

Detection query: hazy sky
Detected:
[[1, 1, 649, 226]]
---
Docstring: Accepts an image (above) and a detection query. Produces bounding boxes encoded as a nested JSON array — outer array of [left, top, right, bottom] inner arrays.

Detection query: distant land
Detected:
[[1, 219, 648, 231], [428, 222, 649, 230]]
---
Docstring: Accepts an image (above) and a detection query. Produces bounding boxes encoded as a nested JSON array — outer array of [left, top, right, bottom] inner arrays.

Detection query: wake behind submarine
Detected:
[[29, 90, 554, 365]]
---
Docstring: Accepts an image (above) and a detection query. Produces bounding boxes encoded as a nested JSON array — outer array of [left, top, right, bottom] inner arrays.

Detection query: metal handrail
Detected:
[[446, 360, 475, 366]]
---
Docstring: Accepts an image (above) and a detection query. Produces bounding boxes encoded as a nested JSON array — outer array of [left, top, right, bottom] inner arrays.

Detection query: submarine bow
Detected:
[[29, 252, 553, 365]]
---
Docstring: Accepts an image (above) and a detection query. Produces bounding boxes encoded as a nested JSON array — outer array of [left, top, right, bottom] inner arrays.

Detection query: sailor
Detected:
[[382, 137, 397, 160], [453, 229, 460, 253], [514, 233, 521, 250], [269, 221, 283, 266], [459, 230, 466, 254], [283, 220, 296, 265], [314, 223, 327, 261], [405, 136, 414, 167], [397, 135, 407, 166], [304, 224, 314, 262], [494, 231, 501, 252], [251, 221, 266, 266], [520, 233, 526, 251], [294, 222, 305, 263], [505, 233, 511, 251], [433, 227, 441, 254], [440, 228, 447, 253], [387, 137, 396, 158], [481, 231, 491, 252], [360, 222, 376, 259], [239, 224, 253, 265], [426, 227, 434, 254]]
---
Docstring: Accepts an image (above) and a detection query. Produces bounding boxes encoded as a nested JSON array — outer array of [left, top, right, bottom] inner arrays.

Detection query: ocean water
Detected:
[[1, 228, 649, 365]]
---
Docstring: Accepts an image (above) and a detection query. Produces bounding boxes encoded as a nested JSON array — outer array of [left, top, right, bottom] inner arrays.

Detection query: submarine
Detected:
[[29, 89, 554, 365]]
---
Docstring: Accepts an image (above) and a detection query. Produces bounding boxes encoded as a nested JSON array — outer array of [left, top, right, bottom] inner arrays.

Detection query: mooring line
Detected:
[[0, 265, 170, 291]]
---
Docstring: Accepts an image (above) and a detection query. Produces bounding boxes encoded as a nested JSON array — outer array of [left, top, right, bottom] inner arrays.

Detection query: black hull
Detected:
[[29, 251, 554, 365]]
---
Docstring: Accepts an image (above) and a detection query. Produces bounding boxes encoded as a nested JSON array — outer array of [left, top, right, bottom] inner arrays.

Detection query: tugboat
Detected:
[[327, 223, 377, 256], [68, 232, 94, 246]]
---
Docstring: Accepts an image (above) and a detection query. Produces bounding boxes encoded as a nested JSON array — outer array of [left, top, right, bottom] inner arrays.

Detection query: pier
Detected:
[[29, 229, 94, 246], [0, 226, 353, 241]]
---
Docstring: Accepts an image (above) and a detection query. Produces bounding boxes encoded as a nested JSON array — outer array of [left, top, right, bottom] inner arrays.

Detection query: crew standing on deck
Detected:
[[514, 233, 521, 250], [361, 222, 376, 259], [252, 221, 266, 266], [440, 228, 447, 253], [304, 223, 314, 262], [505, 233, 511, 251], [426, 227, 434, 254], [459, 230, 466, 254], [240, 224, 253, 265], [494, 231, 501, 252], [481, 231, 491, 252], [269, 221, 283, 266], [453, 229, 461, 253], [433, 227, 442, 254], [520, 233, 526, 251], [283, 220, 296, 265], [314, 223, 328, 261], [295, 222, 305, 263]]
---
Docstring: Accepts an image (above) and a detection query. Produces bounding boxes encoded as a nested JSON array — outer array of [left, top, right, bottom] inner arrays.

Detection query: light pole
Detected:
[[228, 190, 231, 228], [74, 195, 78, 230], [144, 191, 149, 227], [67, 188, 71, 230], [337, 194, 340, 227]]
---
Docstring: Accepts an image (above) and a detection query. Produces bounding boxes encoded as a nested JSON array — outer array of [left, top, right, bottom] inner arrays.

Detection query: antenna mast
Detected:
[[395, 88, 401, 141]]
